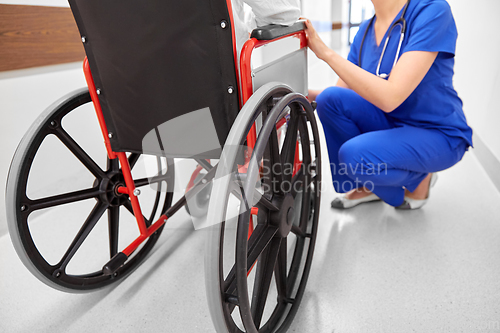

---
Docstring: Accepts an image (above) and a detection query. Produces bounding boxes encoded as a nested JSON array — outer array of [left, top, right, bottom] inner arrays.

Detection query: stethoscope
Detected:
[[359, 0, 411, 78]]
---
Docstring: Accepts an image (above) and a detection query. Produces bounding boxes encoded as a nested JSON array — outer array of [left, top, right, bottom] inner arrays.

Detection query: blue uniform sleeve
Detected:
[[404, 0, 457, 56], [347, 19, 372, 66], [347, 33, 360, 66]]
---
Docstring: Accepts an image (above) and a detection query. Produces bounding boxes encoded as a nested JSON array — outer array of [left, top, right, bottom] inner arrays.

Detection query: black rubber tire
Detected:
[[205, 82, 321, 333]]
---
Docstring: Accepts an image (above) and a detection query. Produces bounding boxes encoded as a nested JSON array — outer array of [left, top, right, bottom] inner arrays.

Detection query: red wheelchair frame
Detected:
[[81, 26, 309, 270]]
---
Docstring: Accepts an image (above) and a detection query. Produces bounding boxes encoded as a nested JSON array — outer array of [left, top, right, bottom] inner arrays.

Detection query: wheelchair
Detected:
[[5, 1, 322, 332]]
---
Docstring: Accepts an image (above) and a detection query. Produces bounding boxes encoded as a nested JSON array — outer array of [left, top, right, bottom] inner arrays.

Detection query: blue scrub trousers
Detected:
[[316, 87, 467, 206]]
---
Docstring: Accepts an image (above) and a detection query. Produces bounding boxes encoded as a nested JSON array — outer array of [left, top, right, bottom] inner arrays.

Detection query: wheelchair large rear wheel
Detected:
[[205, 83, 321, 333], [6, 88, 174, 292]]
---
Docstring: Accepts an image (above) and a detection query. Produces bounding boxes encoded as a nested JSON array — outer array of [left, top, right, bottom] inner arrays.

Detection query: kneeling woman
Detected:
[[304, 0, 472, 209]]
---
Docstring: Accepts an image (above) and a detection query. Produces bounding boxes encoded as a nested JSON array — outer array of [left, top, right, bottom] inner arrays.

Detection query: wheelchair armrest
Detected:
[[250, 21, 306, 41]]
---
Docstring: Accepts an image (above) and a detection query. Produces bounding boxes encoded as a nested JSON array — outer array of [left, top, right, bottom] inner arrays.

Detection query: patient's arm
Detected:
[[243, 0, 300, 27]]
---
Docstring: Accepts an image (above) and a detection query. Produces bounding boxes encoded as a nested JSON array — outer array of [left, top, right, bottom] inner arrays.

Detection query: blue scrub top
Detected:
[[348, 0, 473, 148]]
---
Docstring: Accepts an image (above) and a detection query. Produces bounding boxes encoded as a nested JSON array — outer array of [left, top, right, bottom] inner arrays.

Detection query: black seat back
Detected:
[[69, 0, 239, 158]]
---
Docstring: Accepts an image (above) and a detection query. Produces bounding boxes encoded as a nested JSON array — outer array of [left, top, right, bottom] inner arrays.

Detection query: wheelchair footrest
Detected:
[[102, 252, 128, 275]]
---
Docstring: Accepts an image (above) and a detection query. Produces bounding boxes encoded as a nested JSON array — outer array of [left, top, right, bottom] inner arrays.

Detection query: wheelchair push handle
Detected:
[[241, 20, 308, 105], [250, 21, 306, 41]]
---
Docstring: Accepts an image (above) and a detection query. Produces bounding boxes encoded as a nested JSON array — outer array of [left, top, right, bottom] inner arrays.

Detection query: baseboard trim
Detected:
[[0, 61, 82, 80]]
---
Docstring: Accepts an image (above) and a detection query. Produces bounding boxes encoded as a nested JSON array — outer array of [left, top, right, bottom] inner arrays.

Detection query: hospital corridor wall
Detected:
[[448, 0, 500, 191]]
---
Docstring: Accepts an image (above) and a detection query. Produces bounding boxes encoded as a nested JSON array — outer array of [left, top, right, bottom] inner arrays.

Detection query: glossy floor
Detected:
[[2, 125, 500, 333]]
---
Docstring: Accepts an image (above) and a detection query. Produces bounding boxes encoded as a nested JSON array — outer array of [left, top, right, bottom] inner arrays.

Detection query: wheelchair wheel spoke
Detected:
[[128, 153, 140, 169], [290, 169, 316, 199], [251, 237, 281, 328], [274, 237, 287, 299], [55, 128, 106, 179], [280, 111, 299, 186], [123, 200, 151, 227], [268, 126, 284, 194], [28, 187, 102, 212], [228, 178, 279, 212], [290, 168, 305, 198], [223, 224, 278, 295], [133, 177, 150, 188], [256, 195, 279, 212], [291, 225, 306, 238], [260, 141, 275, 200], [286, 237, 306, 294], [134, 173, 171, 188], [108, 206, 119, 258], [56, 202, 108, 271], [292, 181, 314, 237], [299, 188, 312, 231], [291, 116, 313, 193]]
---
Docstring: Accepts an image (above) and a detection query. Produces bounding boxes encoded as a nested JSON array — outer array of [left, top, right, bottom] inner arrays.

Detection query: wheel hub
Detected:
[[95, 172, 128, 207], [272, 193, 295, 238]]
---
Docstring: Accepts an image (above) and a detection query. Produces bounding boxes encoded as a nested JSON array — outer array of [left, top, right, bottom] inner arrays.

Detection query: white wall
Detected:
[[447, 0, 500, 161]]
